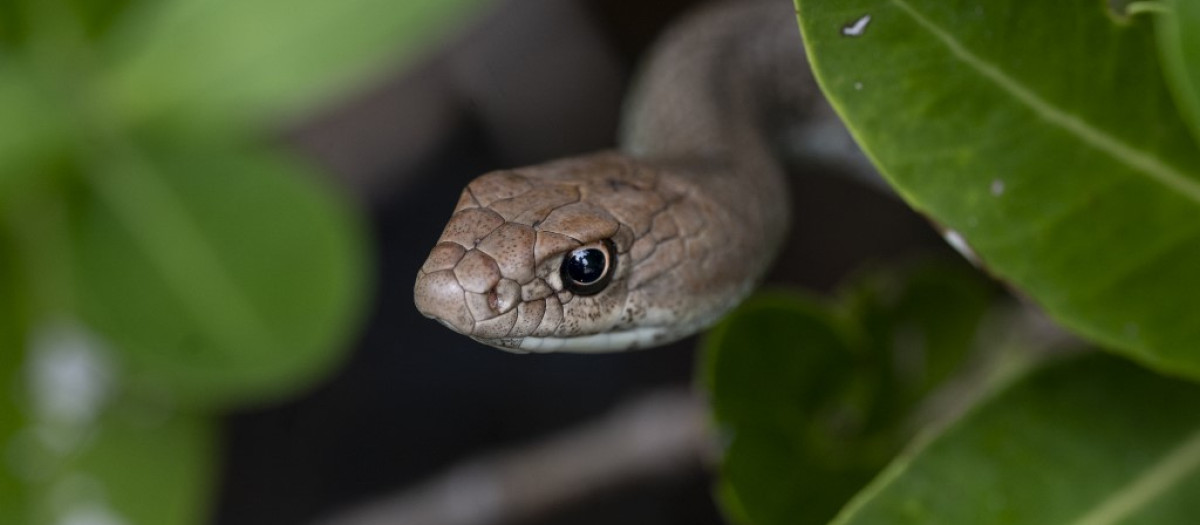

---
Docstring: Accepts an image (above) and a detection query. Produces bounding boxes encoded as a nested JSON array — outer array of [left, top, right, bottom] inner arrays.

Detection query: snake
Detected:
[[413, 1, 873, 352]]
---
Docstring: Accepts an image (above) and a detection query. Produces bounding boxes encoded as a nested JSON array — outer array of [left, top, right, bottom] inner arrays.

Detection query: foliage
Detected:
[[704, 261, 998, 525], [834, 352, 1200, 525], [0, 0, 483, 523], [702, 0, 1200, 523], [799, 0, 1200, 375]]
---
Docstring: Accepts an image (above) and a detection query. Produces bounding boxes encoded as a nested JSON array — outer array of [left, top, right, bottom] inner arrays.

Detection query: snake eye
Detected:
[[560, 239, 616, 296]]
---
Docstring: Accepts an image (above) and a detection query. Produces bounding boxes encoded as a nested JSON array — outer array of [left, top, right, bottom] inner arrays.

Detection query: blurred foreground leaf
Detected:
[[102, 0, 489, 130], [0, 69, 64, 197], [19, 403, 216, 525], [71, 408, 216, 525], [75, 145, 367, 408], [0, 0, 490, 521], [795, 0, 1200, 376], [0, 231, 30, 525], [2, 322, 216, 525], [832, 353, 1200, 524]]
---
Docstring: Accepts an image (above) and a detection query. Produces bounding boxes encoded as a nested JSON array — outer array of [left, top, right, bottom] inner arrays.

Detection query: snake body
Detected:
[[414, 1, 853, 352]]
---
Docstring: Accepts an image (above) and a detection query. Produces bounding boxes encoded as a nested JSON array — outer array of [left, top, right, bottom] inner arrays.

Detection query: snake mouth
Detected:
[[475, 326, 676, 354]]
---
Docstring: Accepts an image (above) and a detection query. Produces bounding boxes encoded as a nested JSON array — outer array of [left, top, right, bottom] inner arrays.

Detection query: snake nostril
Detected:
[[491, 279, 521, 314]]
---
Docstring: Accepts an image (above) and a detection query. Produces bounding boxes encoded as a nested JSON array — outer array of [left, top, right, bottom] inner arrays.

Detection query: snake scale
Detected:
[[413, 1, 867, 352]]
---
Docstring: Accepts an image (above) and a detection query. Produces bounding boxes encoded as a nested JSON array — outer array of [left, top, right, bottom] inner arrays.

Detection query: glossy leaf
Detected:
[[75, 145, 367, 408], [1157, 0, 1200, 144], [704, 293, 867, 525], [101, 0, 488, 130], [795, 0, 1200, 376], [833, 353, 1200, 524]]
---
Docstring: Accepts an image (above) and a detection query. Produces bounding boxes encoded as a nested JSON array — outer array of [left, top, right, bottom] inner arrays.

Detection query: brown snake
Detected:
[[413, 1, 871, 352]]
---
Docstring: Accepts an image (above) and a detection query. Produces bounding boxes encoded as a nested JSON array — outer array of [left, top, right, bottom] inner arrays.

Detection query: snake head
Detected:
[[414, 152, 750, 352]]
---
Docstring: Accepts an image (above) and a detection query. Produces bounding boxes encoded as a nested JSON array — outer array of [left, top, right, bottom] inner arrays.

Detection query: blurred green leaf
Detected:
[[67, 0, 141, 40], [17, 390, 216, 525], [0, 2, 29, 50], [1157, 0, 1200, 144], [704, 259, 999, 525], [75, 144, 368, 408], [0, 66, 67, 200], [0, 0, 486, 521], [73, 407, 216, 525], [705, 293, 857, 426], [844, 260, 996, 430], [795, 0, 1200, 376], [704, 292, 874, 525], [101, 0, 488, 131], [0, 0, 141, 48], [6, 319, 213, 525], [832, 353, 1200, 524], [0, 233, 30, 525]]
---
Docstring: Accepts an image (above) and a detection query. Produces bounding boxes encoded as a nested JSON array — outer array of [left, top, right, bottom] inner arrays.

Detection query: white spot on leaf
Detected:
[[943, 230, 980, 265], [990, 179, 1006, 196], [854, 82, 863, 91], [841, 14, 872, 37]]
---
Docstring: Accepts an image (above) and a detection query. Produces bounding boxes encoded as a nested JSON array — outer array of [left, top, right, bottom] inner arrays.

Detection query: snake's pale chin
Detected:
[[477, 325, 677, 354]]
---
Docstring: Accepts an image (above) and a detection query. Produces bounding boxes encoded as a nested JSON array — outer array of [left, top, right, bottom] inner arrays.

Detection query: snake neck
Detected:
[[620, 2, 825, 164], [619, 1, 831, 296]]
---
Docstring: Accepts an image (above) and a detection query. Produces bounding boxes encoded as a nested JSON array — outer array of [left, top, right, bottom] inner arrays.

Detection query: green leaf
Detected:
[[795, 0, 1200, 376], [0, 65, 66, 199], [71, 407, 216, 525], [704, 258, 998, 525], [17, 396, 217, 525], [704, 292, 877, 525], [0, 0, 139, 48], [0, 4, 23, 49], [1156, 0, 1200, 144], [65, 0, 141, 40], [75, 144, 368, 408], [0, 236, 31, 525], [100, 0, 488, 130], [833, 352, 1200, 525], [842, 259, 996, 423], [4, 320, 215, 525]]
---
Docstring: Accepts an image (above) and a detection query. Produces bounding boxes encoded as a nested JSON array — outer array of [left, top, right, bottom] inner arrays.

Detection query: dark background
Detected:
[[214, 0, 947, 523]]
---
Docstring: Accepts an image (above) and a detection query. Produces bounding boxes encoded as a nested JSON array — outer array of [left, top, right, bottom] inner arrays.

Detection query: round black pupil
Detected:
[[565, 248, 606, 284]]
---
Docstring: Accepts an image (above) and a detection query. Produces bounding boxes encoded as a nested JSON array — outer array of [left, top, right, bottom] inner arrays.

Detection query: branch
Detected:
[[314, 388, 714, 525]]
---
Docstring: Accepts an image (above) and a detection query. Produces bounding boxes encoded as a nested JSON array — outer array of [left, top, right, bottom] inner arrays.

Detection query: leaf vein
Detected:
[[1068, 426, 1200, 525], [888, 0, 1200, 204]]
